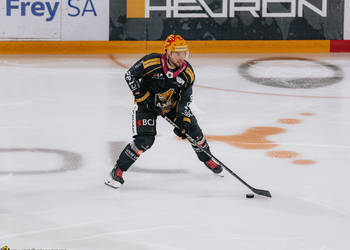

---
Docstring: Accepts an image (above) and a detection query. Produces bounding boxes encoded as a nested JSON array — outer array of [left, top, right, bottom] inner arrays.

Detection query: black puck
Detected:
[[246, 194, 255, 198]]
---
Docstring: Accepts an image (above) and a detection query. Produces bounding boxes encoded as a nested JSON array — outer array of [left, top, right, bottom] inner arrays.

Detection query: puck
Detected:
[[246, 194, 255, 198]]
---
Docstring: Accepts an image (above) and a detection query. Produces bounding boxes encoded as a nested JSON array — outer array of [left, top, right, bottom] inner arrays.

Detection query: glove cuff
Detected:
[[174, 116, 191, 124], [135, 91, 150, 103], [183, 117, 191, 123]]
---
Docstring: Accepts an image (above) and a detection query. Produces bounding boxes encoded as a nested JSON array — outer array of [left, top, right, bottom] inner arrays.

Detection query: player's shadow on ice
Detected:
[[109, 141, 188, 174], [130, 167, 188, 174]]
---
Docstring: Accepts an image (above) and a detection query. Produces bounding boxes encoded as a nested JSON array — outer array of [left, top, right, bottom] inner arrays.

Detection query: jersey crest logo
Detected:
[[155, 89, 175, 113]]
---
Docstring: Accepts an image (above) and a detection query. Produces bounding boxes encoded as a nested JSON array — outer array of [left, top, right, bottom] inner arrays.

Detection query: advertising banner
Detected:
[[0, 0, 61, 40], [345, 0, 350, 39], [61, 0, 109, 41], [0, 0, 109, 40], [110, 0, 344, 40]]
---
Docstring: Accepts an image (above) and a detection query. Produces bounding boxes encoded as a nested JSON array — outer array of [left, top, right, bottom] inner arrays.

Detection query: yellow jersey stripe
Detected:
[[143, 58, 161, 68], [182, 71, 188, 82], [143, 57, 160, 64], [186, 68, 194, 80], [185, 68, 194, 83], [143, 61, 160, 69], [142, 66, 162, 77]]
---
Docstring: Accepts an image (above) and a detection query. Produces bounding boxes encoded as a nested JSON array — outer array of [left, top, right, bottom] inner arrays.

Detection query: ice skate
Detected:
[[105, 166, 124, 189], [204, 159, 224, 177]]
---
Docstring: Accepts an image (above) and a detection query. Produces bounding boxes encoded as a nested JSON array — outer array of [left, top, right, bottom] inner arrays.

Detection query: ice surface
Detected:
[[1, 53, 350, 250]]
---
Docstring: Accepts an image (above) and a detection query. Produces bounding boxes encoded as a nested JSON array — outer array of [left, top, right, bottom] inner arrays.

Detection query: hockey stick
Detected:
[[164, 116, 272, 198]]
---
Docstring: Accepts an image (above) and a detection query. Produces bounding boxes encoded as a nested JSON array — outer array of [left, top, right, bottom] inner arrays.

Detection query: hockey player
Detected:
[[105, 34, 223, 189]]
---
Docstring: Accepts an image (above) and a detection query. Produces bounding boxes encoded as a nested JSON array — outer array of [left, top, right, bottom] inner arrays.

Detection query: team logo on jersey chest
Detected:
[[155, 89, 175, 113]]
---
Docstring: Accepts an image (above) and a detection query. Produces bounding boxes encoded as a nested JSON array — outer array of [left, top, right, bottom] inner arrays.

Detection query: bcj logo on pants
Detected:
[[138, 119, 155, 127]]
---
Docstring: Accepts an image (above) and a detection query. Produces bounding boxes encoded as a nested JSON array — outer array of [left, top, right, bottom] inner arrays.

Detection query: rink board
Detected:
[[0, 40, 349, 54]]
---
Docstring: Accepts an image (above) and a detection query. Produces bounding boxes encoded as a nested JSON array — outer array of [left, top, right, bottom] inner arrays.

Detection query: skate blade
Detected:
[[215, 172, 224, 178], [104, 179, 122, 189]]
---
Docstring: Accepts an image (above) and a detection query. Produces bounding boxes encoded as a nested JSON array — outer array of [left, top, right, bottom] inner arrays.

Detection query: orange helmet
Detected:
[[164, 34, 189, 57]]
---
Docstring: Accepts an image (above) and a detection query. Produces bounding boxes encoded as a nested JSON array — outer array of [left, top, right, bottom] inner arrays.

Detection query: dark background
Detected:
[[110, 0, 344, 40]]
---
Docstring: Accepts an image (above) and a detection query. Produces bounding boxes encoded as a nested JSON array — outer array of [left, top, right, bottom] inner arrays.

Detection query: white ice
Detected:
[[0, 53, 350, 250]]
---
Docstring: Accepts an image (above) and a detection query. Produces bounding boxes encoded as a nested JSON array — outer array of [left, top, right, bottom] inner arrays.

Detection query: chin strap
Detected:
[[161, 54, 187, 79]]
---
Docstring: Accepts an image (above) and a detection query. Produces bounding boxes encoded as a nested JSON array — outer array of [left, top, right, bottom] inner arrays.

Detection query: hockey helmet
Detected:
[[164, 34, 189, 58]]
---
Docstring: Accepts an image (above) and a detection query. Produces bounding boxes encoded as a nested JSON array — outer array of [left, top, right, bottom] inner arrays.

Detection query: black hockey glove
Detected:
[[174, 114, 191, 139], [135, 90, 163, 115], [135, 90, 152, 110]]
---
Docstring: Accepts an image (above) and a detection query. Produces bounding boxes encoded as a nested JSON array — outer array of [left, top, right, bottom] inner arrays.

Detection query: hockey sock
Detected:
[[116, 142, 143, 171], [191, 136, 211, 162]]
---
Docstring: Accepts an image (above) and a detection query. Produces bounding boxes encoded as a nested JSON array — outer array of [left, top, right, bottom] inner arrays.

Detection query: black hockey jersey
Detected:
[[125, 53, 195, 117]]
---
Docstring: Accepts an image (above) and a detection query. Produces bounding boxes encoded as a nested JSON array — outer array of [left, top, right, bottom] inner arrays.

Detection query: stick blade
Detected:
[[252, 188, 272, 198]]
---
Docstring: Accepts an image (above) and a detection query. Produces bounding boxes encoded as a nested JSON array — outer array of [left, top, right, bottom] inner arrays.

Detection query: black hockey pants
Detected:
[[116, 105, 211, 172]]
